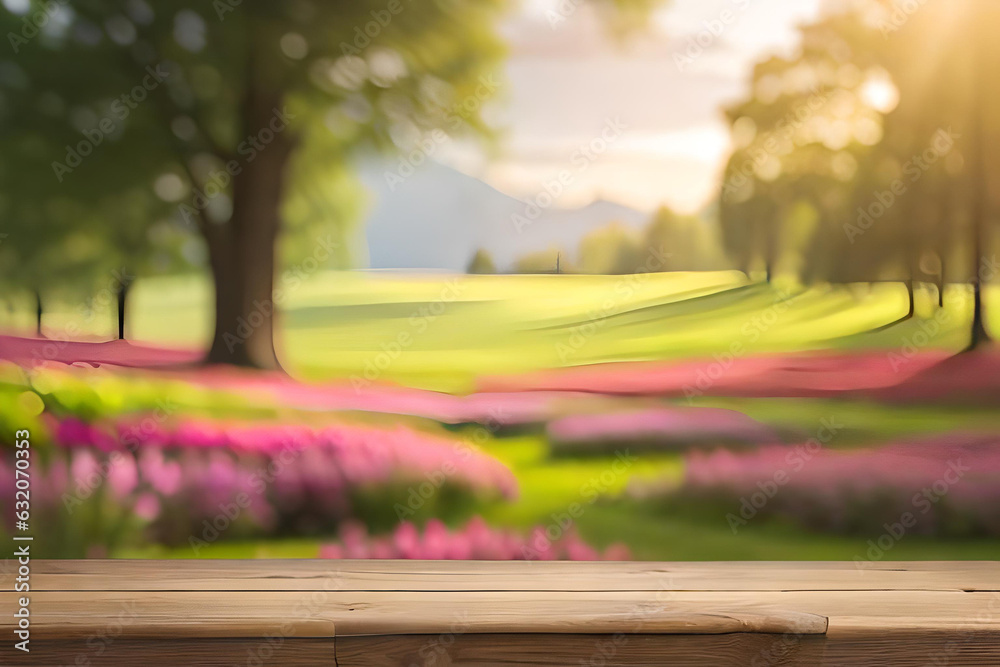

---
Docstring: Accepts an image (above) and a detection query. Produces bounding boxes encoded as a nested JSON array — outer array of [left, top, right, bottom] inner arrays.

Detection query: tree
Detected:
[[577, 223, 643, 275], [643, 207, 728, 272], [1, 0, 510, 368], [824, 0, 997, 346], [83, 189, 190, 340], [719, 0, 997, 344], [718, 15, 891, 287], [514, 248, 573, 274], [467, 249, 496, 274], [1, 0, 667, 368], [0, 196, 90, 338]]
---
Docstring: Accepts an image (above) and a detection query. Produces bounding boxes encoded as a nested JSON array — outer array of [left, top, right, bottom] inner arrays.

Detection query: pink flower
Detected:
[[107, 454, 138, 499], [70, 450, 101, 490], [320, 518, 629, 562], [134, 493, 161, 521], [57, 418, 92, 447], [319, 544, 344, 559], [602, 543, 632, 561], [140, 449, 183, 496]]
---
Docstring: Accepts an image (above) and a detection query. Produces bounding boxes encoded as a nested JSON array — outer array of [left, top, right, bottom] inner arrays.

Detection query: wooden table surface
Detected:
[[2, 560, 998, 665]]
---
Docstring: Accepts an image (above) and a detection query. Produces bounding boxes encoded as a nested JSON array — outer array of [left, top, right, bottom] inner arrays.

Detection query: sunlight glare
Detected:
[[859, 75, 899, 114]]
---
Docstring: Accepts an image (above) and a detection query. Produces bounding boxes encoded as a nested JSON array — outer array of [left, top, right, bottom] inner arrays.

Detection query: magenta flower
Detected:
[[133, 493, 161, 521], [106, 454, 138, 499], [319, 518, 632, 561], [679, 434, 1000, 535]]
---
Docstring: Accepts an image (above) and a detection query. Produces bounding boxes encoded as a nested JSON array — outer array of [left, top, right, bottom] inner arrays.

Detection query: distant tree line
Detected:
[[487, 1, 996, 351], [472, 207, 728, 276], [719, 0, 997, 349]]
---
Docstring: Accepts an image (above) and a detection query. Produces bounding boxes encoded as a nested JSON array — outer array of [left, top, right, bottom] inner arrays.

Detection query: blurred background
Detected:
[[1, 0, 999, 561]]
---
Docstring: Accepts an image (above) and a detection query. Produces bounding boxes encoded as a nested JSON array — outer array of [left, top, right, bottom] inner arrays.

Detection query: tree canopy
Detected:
[[719, 0, 997, 345], [0, 0, 668, 367]]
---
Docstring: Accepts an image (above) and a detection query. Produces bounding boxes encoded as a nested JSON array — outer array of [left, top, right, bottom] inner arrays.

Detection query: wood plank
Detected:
[[7, 559, 999, 592], [336, 633, 1000, 667], [0, 591, 828, 639], [5, 589, 1000, 638], [12, 633, 994, 667], [273, 590, 1000, 636], [0, 591, 338, 639], [0, 638, 337, 667], [1, 561, 997, 665], [329, 590, 996, 636], [336, 633, 830, 667]]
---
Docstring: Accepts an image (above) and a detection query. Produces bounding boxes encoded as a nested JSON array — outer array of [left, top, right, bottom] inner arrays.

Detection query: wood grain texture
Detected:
[[0, 591, 828, 638], [1, 560, 998, 665], [335, 633, 830, 667], [335, 632, 1000, 667], [3, 588, 999, 637], [0, 638, 337, 667], [0, 591, 338, 639], [6, 559, 998, 592]]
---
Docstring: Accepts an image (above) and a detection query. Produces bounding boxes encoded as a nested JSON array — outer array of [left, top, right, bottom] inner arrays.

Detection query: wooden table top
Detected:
[[2, 560, 998, 666]]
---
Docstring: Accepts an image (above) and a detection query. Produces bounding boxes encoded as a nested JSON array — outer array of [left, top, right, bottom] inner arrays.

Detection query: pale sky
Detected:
[[439, 0, 826, 213]]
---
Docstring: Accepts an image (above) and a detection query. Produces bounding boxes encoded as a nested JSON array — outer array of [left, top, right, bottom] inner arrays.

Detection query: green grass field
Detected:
[[9, 270, 1000, 560], [14, 270, 994, 392]]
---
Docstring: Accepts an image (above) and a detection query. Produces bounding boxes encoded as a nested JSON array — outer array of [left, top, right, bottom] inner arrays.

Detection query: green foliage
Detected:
[[718, 8, 888, 280], [515, 208, 729, 277], [0, 0, 512, 296], [578, 223, 644, 275], [721, 0, 999, 291], [0, 0, 673, 359], [467, 248, 496, 274], [643, 207, 729, 272], [514, 248, 571, 274]]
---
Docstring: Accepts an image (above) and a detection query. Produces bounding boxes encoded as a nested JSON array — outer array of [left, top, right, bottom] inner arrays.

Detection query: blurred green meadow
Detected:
[[13, 270, 994, 392], [6, 271, 999, 561], [3, 0, 1000, 570]]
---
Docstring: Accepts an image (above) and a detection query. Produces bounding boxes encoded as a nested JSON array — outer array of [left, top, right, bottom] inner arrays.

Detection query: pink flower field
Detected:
[[319, 517, 630, 561], [679, 435, 1000, 536], [547, 406, 776, 454], [0, 414, 517, 554]]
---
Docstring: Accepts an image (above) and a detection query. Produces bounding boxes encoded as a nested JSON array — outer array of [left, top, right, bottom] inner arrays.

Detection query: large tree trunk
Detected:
[[116, 275, 132, 341], [204, 88, 295, 369]]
